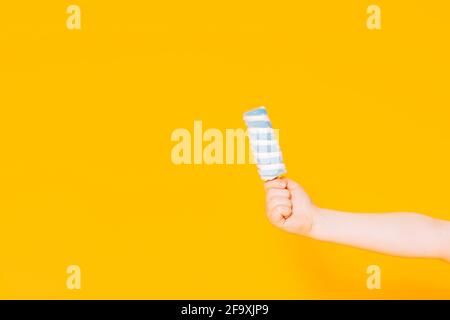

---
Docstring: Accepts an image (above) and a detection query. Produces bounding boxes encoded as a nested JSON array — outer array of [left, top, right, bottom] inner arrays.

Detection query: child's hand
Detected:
[[264, 178, 450, 262], [264, 178, 318, 236]]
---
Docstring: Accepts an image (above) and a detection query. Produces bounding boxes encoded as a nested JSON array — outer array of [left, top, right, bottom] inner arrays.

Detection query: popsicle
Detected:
[[243, 106, 286, 181]]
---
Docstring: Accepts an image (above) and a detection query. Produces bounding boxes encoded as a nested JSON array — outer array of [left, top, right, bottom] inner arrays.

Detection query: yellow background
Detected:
[[0, 1, 449, 299]]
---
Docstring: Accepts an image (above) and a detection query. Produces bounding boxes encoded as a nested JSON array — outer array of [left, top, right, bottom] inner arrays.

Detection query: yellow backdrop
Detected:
[[0, 1, 449, 299]]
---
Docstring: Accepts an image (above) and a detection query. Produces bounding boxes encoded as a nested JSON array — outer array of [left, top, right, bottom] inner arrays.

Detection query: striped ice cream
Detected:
[[243, 106, 286, 181]]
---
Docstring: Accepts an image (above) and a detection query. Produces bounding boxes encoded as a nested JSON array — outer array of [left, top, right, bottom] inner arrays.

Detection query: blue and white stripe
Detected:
[[243, 106, 286, 181]]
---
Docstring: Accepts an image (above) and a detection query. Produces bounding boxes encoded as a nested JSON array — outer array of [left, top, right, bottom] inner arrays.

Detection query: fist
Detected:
[[264, 178, 317, 235]]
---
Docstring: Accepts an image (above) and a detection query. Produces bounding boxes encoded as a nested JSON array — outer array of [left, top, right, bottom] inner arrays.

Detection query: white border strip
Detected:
[[258, 163, 286, 170], [243, 114, 270, 122], [253, 151, 281, 159], [250, 140, 278, 146], [247, 127, 274, 134]]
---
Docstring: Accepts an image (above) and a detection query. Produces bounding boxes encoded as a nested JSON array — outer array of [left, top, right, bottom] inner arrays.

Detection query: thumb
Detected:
[[285, 178, 310, 203]]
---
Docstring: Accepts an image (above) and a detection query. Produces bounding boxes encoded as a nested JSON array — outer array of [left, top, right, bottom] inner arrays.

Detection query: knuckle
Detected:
[[280, 189, 290, 197]]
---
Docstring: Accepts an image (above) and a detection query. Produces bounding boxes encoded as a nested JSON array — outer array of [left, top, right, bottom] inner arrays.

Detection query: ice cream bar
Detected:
[[243, 106, 286, 181]]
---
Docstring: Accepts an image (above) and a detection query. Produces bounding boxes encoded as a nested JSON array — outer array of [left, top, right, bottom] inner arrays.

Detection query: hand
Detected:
[[264, 177, 318, 236]]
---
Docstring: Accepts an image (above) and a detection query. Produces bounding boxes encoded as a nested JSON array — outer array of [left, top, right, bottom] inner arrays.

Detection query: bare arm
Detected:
[[311, 209, 450, 261], [264, 178, 450, 262]]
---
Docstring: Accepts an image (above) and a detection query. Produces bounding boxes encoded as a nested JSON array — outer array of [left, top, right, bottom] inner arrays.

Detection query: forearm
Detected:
[[309, 208, 450, 262]]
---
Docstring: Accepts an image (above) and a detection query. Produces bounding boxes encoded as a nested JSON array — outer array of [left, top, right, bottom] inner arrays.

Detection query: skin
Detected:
[[264, 177, 450, 262]]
